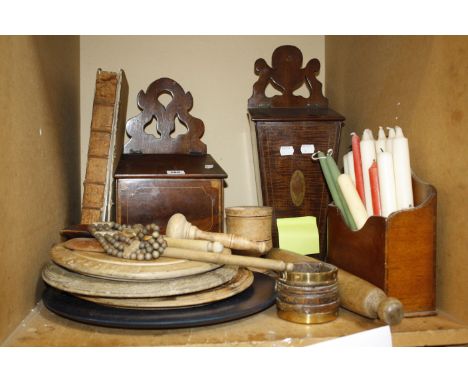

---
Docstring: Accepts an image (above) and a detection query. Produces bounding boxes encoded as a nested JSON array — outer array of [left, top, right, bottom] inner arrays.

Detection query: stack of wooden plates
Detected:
[[42, 239, 276, 328]]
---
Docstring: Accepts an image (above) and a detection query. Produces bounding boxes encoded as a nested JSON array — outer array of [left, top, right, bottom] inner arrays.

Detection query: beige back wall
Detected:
[[325, 36, 468, 322], [80, 36, 325, 211], [0, 36, 80, 342]]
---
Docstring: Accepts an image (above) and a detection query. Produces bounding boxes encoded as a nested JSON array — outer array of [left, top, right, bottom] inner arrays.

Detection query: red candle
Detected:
[[369, 160, 381, 216], [351, 133, 366, 204]]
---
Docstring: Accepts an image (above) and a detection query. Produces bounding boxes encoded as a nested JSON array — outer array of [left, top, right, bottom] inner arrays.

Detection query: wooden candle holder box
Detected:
[[247, 45, 345, 260], [327, 175, 437, 317]]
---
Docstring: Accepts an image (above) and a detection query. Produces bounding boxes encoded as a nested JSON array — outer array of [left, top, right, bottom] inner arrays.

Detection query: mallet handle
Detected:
[[164, 237, 224, 253], [163, 247, 294, 272], [194, 229, 268, 253]]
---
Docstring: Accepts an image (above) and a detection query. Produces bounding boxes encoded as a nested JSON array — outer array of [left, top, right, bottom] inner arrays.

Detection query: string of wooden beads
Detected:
[[89, 222, 167, 261]]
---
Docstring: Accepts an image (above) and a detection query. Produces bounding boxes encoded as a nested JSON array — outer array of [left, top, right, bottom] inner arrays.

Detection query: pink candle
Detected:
[[369, 160, 381, 216], [351, 133, 366, 205]]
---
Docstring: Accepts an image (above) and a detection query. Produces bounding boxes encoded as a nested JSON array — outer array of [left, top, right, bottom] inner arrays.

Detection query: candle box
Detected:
[[327, 174, 436, 317], [248, 45, 345, 261]]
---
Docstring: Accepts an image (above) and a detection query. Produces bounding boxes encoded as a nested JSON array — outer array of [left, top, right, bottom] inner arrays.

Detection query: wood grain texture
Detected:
[[163, 246, 294, 272], [325, 36, 468, 323], [327, 175, 436, 316], [124, 78, 206, 155], [114, 154, 227, 234], [51, 243, 224, 281], [115, 153, 227, 179], [267, 248, 403, 325], [251, 120, 343, 257], [248, 45, 328, 109], [116, 177, 224, 233], [0, 36, 80, 344], [115, 77, 227, 233], [81, 69, 128, 223], [166, 213, 269, 254], [5, 301, 468, 347], [64, 238, 105, 252], [225, 206, 273, 257], [64, 237, 274, 271], [247, 46, 344, 259], [64, 237, 224, 254], [42, 262, 238, 298], [75, 268, 253, 309]]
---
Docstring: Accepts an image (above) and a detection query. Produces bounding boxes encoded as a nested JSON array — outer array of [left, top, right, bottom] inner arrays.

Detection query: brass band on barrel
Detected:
[[276, 262, 339, 324], [277, 309, 339, 324], [279, 262, 338, 285]]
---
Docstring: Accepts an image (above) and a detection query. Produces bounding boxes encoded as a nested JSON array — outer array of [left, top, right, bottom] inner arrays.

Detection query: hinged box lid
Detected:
[[115, 154, 227, 179], [248, 107, 345, 123]]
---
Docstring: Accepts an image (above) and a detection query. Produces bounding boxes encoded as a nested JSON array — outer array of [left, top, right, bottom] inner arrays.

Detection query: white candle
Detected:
[[375, 126, 386, 153], [386, 127, 396, 153], [360, 129, 377, 215], [363, 128, 374, 140], [392, 126, 414, 210], [338, 174, 368, 230], [345, 151, 356, 185], [377, 150, 397, 217], [343, 153, 350, 175]]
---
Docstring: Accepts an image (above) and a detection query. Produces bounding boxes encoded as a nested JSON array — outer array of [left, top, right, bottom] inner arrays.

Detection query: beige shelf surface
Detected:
[[3, 301, 468, 347]]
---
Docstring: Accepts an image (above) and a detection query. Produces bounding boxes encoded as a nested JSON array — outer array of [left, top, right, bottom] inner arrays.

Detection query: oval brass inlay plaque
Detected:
[[290, 170, 305, 207]]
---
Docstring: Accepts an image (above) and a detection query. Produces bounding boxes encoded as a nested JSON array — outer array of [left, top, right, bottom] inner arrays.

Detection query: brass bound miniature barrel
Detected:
[[225, 206, 273, 257], [276, 262, 339, 324]]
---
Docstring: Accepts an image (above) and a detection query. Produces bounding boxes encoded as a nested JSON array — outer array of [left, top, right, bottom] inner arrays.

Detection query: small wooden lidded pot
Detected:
[[225, 206, 273, 257], [276, 262, 339, 324]]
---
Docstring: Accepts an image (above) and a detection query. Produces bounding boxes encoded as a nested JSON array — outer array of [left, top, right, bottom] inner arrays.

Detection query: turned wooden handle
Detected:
[[267, 248, 404, 325], [163, 247, 295, 272], [195, 230, 268, 253], [166, 213, 268, 254], [164, 237, 224, 253]]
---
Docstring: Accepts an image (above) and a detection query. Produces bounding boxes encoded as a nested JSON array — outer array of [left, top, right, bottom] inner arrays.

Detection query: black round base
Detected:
[[42, 272, 276, 329]]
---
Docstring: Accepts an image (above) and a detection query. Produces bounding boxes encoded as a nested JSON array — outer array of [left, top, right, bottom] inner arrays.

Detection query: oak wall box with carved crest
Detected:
[[115, 78, 227, 233], [248, 45, 344, 260]]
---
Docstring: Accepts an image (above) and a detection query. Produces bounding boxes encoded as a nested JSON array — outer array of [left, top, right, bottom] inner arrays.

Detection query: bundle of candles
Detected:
[[314, 126, 413, 230]]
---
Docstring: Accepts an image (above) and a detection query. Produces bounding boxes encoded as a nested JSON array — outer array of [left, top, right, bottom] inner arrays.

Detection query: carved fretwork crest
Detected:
[[248, 45, 328, 109], [124, 78, 207, 154]]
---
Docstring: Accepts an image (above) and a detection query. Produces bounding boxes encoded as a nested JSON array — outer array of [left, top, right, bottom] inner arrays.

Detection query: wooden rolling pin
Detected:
[[267, 248, 404, 325], [164, 247, 295, 272], [166, 213, 268, 254]]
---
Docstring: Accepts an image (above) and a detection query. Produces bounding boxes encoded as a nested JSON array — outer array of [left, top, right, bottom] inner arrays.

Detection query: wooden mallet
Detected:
[[166, 213, 270, 254]]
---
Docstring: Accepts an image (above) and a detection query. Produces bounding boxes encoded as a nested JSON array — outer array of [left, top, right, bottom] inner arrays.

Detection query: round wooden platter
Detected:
[[42, 262, 238, 298], [52, 241, 224, 281], [75, 267, 254, 309]]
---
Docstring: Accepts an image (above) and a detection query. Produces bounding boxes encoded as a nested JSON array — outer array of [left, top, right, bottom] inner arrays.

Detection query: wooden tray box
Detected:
[[327, 175, 437, 317]]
